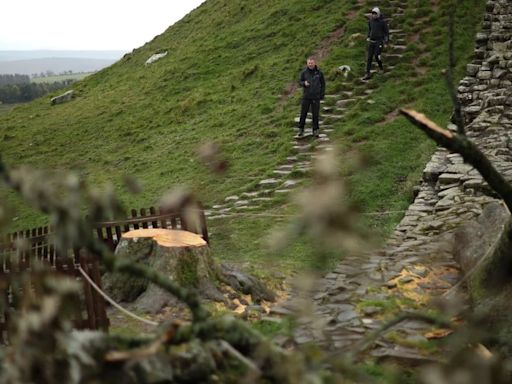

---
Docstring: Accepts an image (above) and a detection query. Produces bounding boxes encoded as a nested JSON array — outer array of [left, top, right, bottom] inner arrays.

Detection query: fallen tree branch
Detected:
[[400, 109, 512, 212]]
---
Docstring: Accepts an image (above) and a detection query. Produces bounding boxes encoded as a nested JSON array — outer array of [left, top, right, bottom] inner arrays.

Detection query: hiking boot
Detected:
[[362, 73, 372, 81], [297, 130, 304, 137], [313, 130, 320, 138]]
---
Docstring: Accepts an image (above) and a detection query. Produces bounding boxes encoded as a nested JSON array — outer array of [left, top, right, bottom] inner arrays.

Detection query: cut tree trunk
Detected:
[[105, 229, 225, 313]]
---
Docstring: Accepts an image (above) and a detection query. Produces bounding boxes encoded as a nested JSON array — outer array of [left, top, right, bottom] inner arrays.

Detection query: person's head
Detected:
[[371, 7, 381, 19], [307, 57, 317, 69]]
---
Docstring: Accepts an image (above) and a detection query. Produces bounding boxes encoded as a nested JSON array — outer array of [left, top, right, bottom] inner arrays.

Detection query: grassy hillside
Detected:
[[0, 0, 485, 272]]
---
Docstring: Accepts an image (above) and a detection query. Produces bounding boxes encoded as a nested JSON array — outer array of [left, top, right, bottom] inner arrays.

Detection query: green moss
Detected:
[[384, 331, 439, 354], [176, 253, 200, 287], [251, 317, 292, 337]]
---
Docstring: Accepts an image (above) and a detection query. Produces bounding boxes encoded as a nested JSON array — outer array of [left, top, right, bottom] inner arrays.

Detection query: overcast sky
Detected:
[[0, 0, 206, 51]]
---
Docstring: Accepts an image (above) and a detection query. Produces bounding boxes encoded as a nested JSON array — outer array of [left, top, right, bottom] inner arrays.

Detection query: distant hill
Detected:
[[0, 58, 118, 75], [0, 50, 125, 61], [0, 50, 126, 75]]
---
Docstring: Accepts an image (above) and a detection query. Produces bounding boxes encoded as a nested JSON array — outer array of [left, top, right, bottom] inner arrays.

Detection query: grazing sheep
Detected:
[[337, 65, 351, 77]]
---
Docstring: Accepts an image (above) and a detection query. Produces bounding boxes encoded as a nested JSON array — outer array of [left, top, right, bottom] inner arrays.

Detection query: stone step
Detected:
[[336, 99, 356, 107], [241, 191, 263, 198], [391, 45, 407, 52], [281, 180, 301, 189], [258, 179, 281, 188], [293, 144, 314, 153], [322, 114, 344, 120], [273, 169, 292, 176], [275, 189, 293, 194], [294, 117, 325, 124], [209, 214, 231, 220], [323, 106, 346, 113]]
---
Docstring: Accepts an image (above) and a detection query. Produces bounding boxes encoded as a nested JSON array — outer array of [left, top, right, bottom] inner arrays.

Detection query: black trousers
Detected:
[[298, 98, 320, 132], [366, 41, 384, 74]]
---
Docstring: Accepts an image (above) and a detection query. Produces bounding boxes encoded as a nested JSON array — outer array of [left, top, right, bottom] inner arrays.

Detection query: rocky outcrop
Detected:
[[50, 90, 74, 106]]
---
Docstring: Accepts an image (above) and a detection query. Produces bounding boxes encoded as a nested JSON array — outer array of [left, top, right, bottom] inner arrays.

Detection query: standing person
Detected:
[[298, 57, 325, 138], [362, 7, 389, 80]]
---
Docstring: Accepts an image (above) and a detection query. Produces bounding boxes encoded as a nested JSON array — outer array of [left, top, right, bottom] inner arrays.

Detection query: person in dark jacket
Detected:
[[298, 57, 326, 137], [362, 7, 389, 80]]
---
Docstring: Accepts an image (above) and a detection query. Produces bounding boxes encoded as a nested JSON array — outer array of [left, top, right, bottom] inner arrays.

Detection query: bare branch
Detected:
[[400, 109, 512, 212]]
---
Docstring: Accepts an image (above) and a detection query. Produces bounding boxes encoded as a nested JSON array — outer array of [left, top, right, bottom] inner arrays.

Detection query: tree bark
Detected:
[[105, 229, 224, 312]]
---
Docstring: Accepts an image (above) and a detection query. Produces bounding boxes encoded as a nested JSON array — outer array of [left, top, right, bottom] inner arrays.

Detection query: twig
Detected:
[[78, 266, 158, 326], [106, 321, 183, 362], [218, 340, 262, 378], [400, 109, 512, 212]]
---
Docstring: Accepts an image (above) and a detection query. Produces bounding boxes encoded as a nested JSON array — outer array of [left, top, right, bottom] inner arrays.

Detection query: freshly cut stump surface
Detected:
[[122, 228, 207, 248], [106, 228, 223, 312]]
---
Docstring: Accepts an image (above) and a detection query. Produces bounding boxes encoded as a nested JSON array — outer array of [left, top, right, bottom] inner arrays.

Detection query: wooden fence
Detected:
[[95, 204, 209, 252], [0, 204, 209, 343]]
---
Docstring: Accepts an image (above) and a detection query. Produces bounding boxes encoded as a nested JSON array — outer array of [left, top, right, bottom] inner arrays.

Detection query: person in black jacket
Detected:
[[362, 7, 389, 80], [298, 57, 326, 137]]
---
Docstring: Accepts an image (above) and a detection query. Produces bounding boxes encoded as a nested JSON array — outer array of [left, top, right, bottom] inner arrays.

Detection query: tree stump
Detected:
[[105, 228, 224, 313]]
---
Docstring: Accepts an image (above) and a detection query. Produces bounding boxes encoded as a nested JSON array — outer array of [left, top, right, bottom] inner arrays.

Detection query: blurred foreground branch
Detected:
[[400, 109, 512, 212]]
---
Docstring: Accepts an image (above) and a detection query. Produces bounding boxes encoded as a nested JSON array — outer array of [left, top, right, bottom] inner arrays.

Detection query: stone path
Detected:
[[268, 0, 512, 364], [205, 1, 408, 220], [203, 0, 512, 365]]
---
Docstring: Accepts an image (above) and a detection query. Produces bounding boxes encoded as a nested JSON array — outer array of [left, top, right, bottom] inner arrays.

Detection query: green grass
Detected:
[[0, 103, 19, 114], [0, 0, 486, 276]]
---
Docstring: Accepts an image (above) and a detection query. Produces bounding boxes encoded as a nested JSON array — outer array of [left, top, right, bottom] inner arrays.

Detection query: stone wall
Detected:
[[388, 0, 512, 256], [291, 1, 512, 355], [460, 0, 512, 125]]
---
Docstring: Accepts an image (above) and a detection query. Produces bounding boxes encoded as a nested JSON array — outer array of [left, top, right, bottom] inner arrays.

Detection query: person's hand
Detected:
[[304, 81, 310, 87]]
